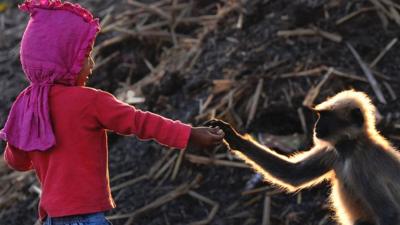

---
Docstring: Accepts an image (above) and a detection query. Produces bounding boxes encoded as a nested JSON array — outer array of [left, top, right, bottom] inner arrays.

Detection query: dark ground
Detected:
[[1, 0, 400, 224]]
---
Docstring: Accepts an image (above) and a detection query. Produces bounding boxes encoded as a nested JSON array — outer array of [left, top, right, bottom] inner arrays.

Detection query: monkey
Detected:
[[206, 90, 400, 225]]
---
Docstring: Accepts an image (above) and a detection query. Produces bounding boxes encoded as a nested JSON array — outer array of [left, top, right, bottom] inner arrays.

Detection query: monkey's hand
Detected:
[[204, 119, 243, 150]]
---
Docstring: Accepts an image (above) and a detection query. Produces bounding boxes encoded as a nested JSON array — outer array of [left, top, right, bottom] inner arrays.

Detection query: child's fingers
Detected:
[[210, 131, 224, 141], [209, 127, 224, 135], [211, 127, 225, 137], [209, 127, 223, 135]]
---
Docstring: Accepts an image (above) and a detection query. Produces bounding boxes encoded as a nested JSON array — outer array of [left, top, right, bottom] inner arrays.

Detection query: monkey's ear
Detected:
[[350, 108, 364, 127]]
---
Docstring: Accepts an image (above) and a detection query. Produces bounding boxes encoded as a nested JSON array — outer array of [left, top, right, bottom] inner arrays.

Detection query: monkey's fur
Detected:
[[206, 90, 400, 225]]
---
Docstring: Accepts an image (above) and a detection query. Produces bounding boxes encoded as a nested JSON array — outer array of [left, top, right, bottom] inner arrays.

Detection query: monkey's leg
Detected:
[[355, 179, 399, 225], [206, 119, 336, 189]]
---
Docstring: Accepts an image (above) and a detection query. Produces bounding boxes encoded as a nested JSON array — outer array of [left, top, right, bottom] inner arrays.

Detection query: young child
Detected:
[[1, 1, 224, 224]]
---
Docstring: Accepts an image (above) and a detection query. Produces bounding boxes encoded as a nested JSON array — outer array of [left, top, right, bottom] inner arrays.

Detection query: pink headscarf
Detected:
[[0, 0, 100, 151]]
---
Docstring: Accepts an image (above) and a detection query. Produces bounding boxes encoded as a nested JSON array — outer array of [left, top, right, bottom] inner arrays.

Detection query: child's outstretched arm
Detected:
[[3, 144, 33, 171], [93, 90, 223, 149]]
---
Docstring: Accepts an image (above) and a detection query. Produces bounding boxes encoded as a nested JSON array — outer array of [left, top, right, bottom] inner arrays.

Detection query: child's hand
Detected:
[[188, 126, 224, 149]]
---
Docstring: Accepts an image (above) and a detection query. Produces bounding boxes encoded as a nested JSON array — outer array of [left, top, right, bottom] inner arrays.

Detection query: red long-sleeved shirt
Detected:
[[3, 85, 191, 220]]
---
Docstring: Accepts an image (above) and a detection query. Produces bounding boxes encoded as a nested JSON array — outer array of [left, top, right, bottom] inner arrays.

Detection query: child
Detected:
[[1, 1, 224, 224]]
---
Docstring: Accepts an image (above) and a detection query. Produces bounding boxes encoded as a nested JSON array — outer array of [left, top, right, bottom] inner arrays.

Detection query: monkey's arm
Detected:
[[205, 120, 336, 191]]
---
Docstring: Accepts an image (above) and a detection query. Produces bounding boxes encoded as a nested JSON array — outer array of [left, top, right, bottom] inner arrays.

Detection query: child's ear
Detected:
[[350, 108, 364, 127]]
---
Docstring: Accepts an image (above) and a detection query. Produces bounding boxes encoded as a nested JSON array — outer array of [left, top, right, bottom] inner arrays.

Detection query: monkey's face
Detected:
[[314, 110, 343, 139], [314, 107, 364, 142]]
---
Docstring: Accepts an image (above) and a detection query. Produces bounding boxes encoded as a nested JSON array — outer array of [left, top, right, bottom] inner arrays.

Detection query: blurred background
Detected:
[[1, 0, 400, 224]]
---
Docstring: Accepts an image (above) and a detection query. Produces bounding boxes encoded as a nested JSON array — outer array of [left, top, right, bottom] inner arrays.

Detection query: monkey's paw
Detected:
[[204, 119, 244, 151], [204, 119, 242, 144], [204, 119, 234, 134]]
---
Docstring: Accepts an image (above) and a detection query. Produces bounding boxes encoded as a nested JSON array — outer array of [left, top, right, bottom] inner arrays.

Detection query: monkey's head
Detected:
[[312, 90, 377, 144]]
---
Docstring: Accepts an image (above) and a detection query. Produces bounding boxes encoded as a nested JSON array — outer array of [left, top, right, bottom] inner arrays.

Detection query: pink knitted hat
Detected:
[[0, 0, 100, 151]]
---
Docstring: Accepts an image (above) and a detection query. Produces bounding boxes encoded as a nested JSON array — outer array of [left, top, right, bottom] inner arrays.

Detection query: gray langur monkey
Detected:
[[206, 90, 400, 225]]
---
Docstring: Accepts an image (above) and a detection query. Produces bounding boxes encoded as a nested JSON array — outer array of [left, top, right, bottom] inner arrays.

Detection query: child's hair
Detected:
[[0, 0, 100, 151]]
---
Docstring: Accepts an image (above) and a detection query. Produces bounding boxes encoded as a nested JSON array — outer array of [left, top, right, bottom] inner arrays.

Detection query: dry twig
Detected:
[[262, 195, 271, 225], [107, 175, 202, 224], [369, 38, 398, 68], [303, 67, 333, 107], [188, 191, 219, 225], [336, 7, 375, 25], [277, 28, 342, 43], [185, 153, 249, 169], [346, 42, 387, 104]]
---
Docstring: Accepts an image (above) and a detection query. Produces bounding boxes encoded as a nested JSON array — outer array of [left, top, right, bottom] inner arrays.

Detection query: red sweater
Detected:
[[3, 85, 191, 220]]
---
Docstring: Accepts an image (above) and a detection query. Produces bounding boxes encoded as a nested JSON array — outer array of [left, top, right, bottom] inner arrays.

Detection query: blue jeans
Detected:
[[43, 212, 112, 225]]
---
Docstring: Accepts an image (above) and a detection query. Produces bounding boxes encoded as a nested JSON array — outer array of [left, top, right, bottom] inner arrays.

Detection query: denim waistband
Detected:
[[45, 212, 106, 225]]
